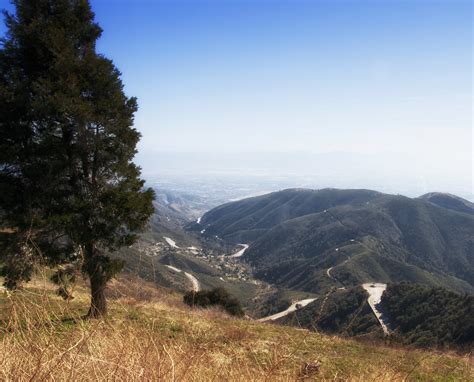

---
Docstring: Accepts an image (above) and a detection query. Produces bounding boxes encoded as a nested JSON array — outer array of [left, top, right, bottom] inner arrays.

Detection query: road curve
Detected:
[[362, 283, 390, 335], [184, 272, 200, 292], [258, 298, 317, 322], [165, 264, 200, 292], [165, 265, 182, 273], [326, 267, 334, 280], [163, 237, 179, 249], [229, 244, 249, 258]]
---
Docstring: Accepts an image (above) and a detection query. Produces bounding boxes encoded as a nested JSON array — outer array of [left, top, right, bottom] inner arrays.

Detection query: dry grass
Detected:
[[0, 275, 472, 381]]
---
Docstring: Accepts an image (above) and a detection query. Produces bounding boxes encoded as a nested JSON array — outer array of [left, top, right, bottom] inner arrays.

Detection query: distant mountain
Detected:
[[419, 192, 474, 215], [194, 189, 474, 293], [146, 189, 210, 244], [195, 188, 381, 241], [153, 189, 208, 227]]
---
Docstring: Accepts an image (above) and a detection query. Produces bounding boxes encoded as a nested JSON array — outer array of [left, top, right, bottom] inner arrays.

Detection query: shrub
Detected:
[[183, 288, 244, 317]]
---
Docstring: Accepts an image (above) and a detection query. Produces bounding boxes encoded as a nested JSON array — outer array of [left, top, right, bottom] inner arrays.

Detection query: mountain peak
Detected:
[[419, 192, 474, 215]]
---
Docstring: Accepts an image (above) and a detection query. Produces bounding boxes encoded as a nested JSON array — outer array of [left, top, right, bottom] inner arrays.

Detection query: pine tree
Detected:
[[0, 0, 154, 317]]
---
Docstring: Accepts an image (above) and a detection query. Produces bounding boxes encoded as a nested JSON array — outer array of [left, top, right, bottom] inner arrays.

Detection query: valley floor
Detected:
[[0, 275, 472, 381]]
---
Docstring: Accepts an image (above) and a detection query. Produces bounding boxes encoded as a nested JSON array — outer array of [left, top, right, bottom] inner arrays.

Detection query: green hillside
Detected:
[[275, 283, 474, 349], [278, 286, 381, 337], [382, 283, 474, 348], [419, 192, 474, 215], [192, 188, 381, 242], [195, 189, 474, 293]]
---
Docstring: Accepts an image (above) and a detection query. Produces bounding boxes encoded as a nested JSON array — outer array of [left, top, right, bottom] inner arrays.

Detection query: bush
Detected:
[[183, 288, 244, 317]]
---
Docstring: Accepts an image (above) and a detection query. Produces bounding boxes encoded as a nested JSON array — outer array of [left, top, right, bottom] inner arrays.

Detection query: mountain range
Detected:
[[192, 189, 474, 294]]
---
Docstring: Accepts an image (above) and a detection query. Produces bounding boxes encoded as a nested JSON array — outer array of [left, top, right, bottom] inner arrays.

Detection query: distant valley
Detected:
[[120, 186, 474, 348]]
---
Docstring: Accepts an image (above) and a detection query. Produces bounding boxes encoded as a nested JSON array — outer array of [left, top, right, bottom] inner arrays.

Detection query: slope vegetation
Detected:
[[196, 189, 474, 293], [0, 276, 472, 381], [278, 286, 381, 337], [382, 282, 474, 348], [276, 283, 474, 349], [419, 192, 474, 215]]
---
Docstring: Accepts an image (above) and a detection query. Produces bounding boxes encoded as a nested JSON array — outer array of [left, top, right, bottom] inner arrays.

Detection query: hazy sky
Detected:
[[1, 0, 472, 197]]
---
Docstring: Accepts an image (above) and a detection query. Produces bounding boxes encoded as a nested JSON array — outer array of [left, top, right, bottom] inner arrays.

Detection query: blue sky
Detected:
[[0, 0, 472, 196]]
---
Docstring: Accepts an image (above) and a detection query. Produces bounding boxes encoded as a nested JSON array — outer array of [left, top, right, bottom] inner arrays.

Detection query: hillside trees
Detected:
[[0, 0, 154, 317], [382, 283, 474, 348]]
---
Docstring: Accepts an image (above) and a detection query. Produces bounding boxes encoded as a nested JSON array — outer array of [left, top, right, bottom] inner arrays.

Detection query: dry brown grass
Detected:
[[0, 275, 472, 381]]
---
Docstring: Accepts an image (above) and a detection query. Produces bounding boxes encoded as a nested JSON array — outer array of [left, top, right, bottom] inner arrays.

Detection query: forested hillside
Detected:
[[194, 188, 381, 242], [278, 287, 380, 336], [195, 189, 474, 294], [419, 192, 474, 215], [382, 283, 474, 348]]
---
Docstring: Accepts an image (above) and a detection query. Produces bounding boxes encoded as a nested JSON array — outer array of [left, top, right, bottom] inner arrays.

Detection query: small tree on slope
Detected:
[[0, 0, 154, 317]]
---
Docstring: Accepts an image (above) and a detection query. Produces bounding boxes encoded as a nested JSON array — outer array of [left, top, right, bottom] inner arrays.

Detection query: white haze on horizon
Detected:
[[136, 148, 473, 202]]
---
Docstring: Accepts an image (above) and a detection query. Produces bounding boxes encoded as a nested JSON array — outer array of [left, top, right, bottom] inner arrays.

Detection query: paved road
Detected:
[[184, 272, 200, 292], [165, 265, 182, 273], [362, 283, 390, 335], [229, 244, 249, 258], [163, 237, 179, 249], [258, 298, 317, 322], [326, 256, 350, 281], [326, 266, 335, 279], [165, 264, 200, 292], [325, 238, 364, 283]]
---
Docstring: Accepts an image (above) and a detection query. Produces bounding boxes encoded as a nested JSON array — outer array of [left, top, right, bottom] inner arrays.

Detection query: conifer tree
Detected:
[[0, 0, 154, 317]]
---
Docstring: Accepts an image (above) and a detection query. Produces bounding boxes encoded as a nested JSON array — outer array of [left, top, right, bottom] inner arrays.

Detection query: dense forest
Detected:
[[382, 283, 474, 348]]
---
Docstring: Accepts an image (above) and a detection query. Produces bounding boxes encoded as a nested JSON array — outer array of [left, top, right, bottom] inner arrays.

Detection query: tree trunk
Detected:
[[84, 244, 108, 318], [87, 269, 107, 318]]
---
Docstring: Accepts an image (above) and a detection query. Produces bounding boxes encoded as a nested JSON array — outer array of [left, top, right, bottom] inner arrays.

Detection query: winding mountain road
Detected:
[[165, 265, 182, 273], [326, 266, 335, 280], [165, 265, 200, 292], [163, 237, 179, 249], [258, 298, 317, 322], [362, 283, 390, 335], [184, 272, 200, 292], [229, 244, 249, 258], [325, 238, 367, 283]]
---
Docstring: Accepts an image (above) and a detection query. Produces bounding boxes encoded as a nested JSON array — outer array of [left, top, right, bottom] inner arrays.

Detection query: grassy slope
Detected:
[[0, 275, 472, 381]]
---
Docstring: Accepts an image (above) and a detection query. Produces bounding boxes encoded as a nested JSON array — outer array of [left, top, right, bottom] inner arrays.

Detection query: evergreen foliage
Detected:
[[0, 0, 154, 317], [50, 264, 77, 300], [382, 283, 474, 348]]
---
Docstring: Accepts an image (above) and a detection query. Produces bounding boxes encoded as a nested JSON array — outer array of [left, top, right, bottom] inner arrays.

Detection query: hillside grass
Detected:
[[0, 275, 472, 381]]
